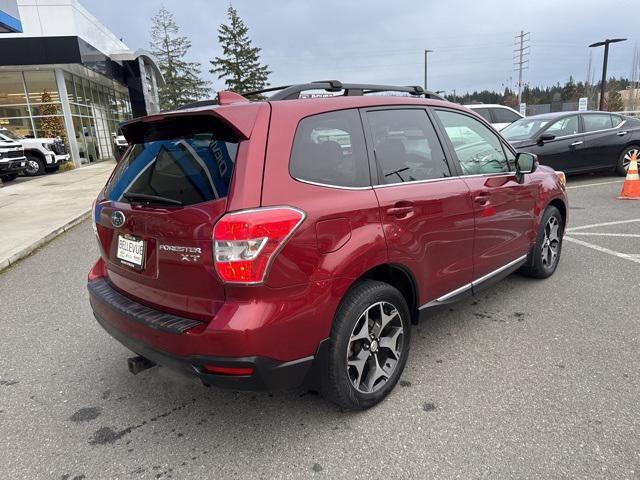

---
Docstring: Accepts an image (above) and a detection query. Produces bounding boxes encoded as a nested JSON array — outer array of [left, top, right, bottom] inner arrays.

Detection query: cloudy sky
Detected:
[[83, 0, 640, 95]]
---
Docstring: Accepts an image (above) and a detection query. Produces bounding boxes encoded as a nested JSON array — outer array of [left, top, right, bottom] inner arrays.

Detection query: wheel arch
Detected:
[[24, 149, 46, 161], [352, 263, 419, 324], [548, 198, 567, 232]]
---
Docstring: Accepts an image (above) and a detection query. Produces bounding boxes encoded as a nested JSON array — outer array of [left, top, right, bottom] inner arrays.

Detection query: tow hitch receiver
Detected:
[[127, 355, 156, 375]]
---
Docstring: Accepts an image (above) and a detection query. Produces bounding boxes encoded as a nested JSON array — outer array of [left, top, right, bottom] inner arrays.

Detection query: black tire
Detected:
[[323, 280, 411, 410], [0, 173, 17, 182], [616, 145, 639, 176], [520, 206, 564, 279], [24, 154, 45, 176], [44, 164, 60, 173]]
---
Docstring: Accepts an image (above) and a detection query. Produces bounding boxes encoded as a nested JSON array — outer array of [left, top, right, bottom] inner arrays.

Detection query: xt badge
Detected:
[[159, 244, 202, 262]]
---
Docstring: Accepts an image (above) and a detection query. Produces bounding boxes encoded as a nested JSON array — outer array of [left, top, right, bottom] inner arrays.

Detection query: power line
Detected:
[[514, 30, 530, 105]]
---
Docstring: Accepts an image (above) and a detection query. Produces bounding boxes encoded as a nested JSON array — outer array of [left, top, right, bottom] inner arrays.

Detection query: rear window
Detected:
[[289, 109, 370, 188], [105, 132, 238, 206], [472, 108, 492, 122]]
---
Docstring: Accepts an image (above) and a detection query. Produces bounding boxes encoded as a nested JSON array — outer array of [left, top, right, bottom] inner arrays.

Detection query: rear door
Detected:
[[432, 108, 538, 282], [95, 110, 264, 320], [362, 107, 475, 305], [581, 113, 624, 169]]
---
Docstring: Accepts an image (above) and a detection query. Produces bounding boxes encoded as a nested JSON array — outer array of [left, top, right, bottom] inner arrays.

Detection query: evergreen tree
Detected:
[[561, 76, 577, 101], [210, 5, 270, 93], [605, 79, 624, 111], [40, 90, 66, 140], [150, 7, 210, 110]]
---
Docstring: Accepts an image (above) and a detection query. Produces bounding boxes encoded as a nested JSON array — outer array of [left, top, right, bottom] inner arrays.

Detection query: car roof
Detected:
[[466, 104, 513, 109]]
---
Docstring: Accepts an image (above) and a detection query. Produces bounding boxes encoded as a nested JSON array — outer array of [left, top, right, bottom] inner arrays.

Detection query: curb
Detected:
[[0, 209, 91, 273]]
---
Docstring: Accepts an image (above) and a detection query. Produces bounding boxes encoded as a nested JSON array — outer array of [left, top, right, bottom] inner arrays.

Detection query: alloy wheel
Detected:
[[25, 159, 40, 176], [346, 301, 404, 394], [541, 216, 560, 269], [623, 148, 639, 171]]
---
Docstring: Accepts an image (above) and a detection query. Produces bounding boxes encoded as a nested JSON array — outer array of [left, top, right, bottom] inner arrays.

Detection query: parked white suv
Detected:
[[466, 104, 523, 131], [0, 128, 70, 176]]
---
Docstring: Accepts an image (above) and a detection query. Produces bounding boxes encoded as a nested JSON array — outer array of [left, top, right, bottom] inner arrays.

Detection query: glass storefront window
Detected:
[[0, 105, 30, 117], [0, 117, 33, 138], [81, 77, 92, 106], [32, 116, 66, 140], [0, 72, 27, 105], [24, 71, 60, 104], [30, 103, 62, 117], [64, 72, 77, 104]]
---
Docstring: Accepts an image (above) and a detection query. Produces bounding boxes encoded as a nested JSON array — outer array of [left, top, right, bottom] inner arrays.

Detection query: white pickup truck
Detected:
[[0, 128, 70, 176], [0, 137, 26, 182]]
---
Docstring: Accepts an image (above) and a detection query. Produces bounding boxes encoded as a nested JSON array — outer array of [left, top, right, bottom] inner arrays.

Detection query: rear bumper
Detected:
[[88, 276, 329, 391]]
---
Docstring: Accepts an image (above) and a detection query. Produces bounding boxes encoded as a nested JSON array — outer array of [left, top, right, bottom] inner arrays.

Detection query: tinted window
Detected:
[[435, 109, 509, 175], [290, 109, 369, 187], [583, 113, 613, 132], [105, 133, 238, 206], [546, 115, 579, 136], [492, 107, 521, 124], [473, 108, 492, 122], [366, 109, 449, 184]]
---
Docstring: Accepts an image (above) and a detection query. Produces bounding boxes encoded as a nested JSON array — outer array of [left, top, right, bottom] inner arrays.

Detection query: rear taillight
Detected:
[[213, 206, 305, 284]]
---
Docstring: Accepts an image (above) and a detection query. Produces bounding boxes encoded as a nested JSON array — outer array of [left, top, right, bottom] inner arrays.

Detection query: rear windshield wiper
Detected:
[[123, 192, 183, 206]]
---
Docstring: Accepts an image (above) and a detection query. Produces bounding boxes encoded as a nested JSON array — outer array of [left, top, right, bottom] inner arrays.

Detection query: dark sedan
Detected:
[[501, 111, 640, 176]]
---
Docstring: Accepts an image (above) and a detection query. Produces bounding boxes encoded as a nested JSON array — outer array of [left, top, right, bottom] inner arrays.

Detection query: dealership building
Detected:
[[0, 0, 163, 167]]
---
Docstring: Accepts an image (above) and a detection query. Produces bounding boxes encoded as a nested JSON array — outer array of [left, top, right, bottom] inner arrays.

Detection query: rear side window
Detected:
[[492, 107, 521, 124], [289, 109, 370, 187], [473, 108, 492, 122], [366, 109, 450, 184], [105, 132, 238, 206], [583, 113, 613, 132]]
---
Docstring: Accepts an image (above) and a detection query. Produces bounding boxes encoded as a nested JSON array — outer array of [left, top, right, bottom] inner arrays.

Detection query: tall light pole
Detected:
[[589, 38, 626, 111], [424, 49, 433, 91]]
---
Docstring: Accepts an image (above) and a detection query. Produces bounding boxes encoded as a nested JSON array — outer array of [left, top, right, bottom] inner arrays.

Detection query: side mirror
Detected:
[[515, 152, 538, 183], [537, 133, 555, 146]]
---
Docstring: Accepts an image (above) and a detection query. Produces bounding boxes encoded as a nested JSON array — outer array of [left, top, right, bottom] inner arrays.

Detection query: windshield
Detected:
[[0, 129, 23, 140], [501, 118, 551, 141], [105, 133, 238, 207]]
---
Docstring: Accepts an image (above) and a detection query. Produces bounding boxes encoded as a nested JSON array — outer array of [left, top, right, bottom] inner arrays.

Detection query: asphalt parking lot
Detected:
[[1, 173, 639, 480]]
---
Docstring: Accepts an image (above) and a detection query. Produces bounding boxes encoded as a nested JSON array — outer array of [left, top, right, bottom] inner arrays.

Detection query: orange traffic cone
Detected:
[[619, 152, 640, 200]]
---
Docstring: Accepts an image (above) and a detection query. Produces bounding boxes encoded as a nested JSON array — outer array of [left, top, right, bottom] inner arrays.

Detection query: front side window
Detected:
[[473, 108, 492, 122], [105, 132, 238, 206], [289, 109, 369, 187], [367, 109, 450, 184], [583, 113, 613, 132], [435, 109, 509, 175], [545, 116, 579, 137]]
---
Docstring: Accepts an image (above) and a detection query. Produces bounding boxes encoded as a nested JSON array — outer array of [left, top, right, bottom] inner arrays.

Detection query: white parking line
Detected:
[[566, 180, 624, 190], [566, 218, 640, 232], [568, 232, 640, 238], [564, 236, 640, 265]]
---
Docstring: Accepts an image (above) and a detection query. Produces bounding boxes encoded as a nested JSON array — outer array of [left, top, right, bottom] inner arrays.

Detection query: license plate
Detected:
[[116, 234, 145, 269]]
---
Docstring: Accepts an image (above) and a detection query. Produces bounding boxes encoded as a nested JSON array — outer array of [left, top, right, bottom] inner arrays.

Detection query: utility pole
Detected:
[[424, 49, 433, 91], [513, 31, 530, 105], [589, 38, 626, 110]]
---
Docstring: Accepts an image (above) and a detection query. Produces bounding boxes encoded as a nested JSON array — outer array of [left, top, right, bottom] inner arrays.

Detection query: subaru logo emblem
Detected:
[[110, 211, 126, 228]]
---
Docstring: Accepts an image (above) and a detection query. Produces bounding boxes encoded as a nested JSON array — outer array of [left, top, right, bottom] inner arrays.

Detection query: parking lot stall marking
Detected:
[[566, 218, 640, 232], [568, 232, 640, 238], [564, 236, 640, 265], [566, 180, 624, 190]]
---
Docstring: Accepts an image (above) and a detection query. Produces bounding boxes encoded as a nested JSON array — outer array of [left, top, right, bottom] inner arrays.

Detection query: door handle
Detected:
[[387, 206, 414, 216], [473, 192, 490, 205], [570, 141, 583, 146], [617, 131, 628, 136]]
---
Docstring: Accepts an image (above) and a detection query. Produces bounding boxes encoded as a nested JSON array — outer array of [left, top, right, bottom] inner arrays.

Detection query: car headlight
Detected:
[[42, 143, 54, 151], [555, 171, 566, 189]]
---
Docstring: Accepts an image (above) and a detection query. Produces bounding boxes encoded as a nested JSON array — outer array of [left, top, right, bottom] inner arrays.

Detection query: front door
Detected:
[[363, 107, 475, 305], [535, 114, 585, 172], [433, 108, 538, 281]]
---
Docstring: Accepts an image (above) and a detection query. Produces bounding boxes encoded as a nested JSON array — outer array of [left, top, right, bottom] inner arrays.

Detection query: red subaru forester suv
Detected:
[[88, 81, 567, 410]]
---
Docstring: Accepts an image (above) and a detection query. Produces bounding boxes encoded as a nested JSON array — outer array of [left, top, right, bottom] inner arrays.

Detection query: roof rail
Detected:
[[176, 81, 446, 110], [242, 81, 445, 101]]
